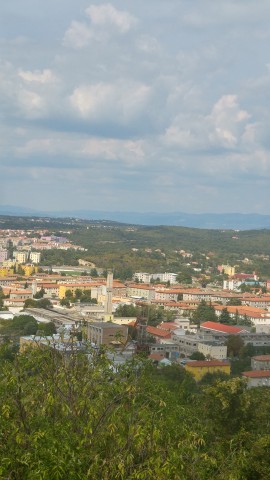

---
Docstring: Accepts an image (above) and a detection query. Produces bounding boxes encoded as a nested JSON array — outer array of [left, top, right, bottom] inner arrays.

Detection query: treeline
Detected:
[[0, 314, 56, 338], [0, 347, 270, 479], [70, 224, 270, 257], [41, 249, 81, 266]]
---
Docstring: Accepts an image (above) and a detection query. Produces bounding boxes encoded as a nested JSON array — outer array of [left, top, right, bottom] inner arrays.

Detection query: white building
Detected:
[[197, 342, 227, 360], [14, 251, 28, 264], [0, 249, 8, 263], [242, 370, 270, 388], [29, 252, 41, 264], [133, 272, 178, 284]]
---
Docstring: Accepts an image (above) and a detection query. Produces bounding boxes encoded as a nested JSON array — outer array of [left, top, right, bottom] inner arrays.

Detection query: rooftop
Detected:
[[201, 321, 246, 335], [146, 326, 171, 338], [186, 360, 230, 368], [242, 370, 270, 378], [252, 355, 270, 361], [89, 322, 127, 329]]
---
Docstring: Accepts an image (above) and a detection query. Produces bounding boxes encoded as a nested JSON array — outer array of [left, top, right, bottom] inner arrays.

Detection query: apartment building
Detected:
[[87, 322, 128, 347]]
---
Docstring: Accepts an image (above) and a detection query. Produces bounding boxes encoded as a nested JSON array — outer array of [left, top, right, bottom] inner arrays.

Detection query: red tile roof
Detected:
[[149, 353, 165, 361], [127, 321, 137, 327], [158, 322, 178, 331], [252, 355, 270, 361], [146, 326, 171, 338], [242, 370, 270, 378], [186, 360, 230, 368], [201, 321, 246, 334]]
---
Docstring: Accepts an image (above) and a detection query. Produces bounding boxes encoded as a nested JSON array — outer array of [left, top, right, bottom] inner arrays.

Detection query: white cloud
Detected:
[[16, 89, 46, 119], [63, 3, 137, 48], [70, 81, 151, 123], [163, 94, 251, 150], [2, 0, 270, 213], [209, 95, 250, 148], [81, 138, 145, 166], [63, 21, 94, 48], [18, 68, 57, 84], [86, 3, 137, 33]]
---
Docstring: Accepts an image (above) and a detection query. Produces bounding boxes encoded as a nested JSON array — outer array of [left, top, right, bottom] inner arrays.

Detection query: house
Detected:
[[86, 322, 128, 347], [185, 360, 230, 381], [150, 343, 179, 360], [200, 322, 248, 336], [146, 326, 171, 342], [251, 355, 270, 371], [155, 290, 180, 302], [197, 342, 227, 360], [242, 370, 270, 388], [126, 284, 155, 301]]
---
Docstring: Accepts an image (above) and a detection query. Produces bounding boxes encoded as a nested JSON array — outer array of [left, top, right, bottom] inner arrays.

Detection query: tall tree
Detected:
[[192, 300, 218, 326], [219, 308, 231, 324]]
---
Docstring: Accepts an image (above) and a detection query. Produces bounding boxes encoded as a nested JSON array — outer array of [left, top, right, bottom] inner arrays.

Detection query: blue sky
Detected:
[[1, 1, 270, 214]]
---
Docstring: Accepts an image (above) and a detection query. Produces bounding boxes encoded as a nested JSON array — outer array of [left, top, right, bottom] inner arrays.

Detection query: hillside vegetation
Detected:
[[1, 346, 270, 479], [1, 215, 270, 276]]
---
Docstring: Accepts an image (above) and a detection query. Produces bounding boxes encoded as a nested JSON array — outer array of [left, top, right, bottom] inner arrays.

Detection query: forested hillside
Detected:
[[0, 346, 270, 479], [2, 215, 270, 277]]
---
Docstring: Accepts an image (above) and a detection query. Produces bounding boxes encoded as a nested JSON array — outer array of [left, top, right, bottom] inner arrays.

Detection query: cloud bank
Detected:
[[0, 1, 269, 214]]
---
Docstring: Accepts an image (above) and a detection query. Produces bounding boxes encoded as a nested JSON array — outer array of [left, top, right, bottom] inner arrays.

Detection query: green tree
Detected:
[[225, 335, 245, 357], [192, 300, 218, 326], [65, 289, 74, 300], [90, 268, 98, 277], [38, 298, 53, 309], [189, 351, 206, 360], [38, 321, 57, 336], [60, 298, 70, 307], [0, 315, 38, 336], [34, 287, 45, 299], [227, 298, 242, 306], [219, 307, 231, 324], [176, 272, 192, 284], [203, 377, 251, 435], [74, 288, 83, 299]]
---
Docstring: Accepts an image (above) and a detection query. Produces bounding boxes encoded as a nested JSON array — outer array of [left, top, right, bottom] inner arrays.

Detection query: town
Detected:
[[1, 221, 270, 388]]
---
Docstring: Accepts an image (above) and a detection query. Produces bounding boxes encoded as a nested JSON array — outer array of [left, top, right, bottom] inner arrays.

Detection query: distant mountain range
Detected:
[[0, 205, 270, 230]]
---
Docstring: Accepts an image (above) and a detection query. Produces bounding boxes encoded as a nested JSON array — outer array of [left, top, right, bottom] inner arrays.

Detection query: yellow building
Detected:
[[185, 360, 231, 381], [0, 267, 15, 277], [59, 283, 93, 299], [221, 265, 235, 276], [21, 264, 39, 277]]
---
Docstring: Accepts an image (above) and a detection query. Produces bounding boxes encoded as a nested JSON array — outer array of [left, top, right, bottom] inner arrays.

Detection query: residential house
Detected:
[[185, 360, 231, 381]]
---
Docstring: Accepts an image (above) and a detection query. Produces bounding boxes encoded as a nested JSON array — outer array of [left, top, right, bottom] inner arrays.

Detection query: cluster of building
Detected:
[[0, 228, 87, 278], [0, 244, 270, 387]]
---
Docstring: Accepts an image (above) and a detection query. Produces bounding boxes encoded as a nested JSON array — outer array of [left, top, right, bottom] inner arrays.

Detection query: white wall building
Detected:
[[14, 251, 28, 264], [133, 272, 178, 284], [29, 252, 41, 264], [198, 342, 227, 360]]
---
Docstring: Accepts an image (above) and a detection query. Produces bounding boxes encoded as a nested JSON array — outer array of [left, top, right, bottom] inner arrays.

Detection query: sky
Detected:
[[1, 0, 270, 214]]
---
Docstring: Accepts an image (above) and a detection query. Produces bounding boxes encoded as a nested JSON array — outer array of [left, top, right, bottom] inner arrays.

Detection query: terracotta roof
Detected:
[[242, 370, 270, 378], [158, 322, 178, 331], [128, 284, 155, 290], [146, 326, 171, 338], [155, 290, 181, 294], [214, 305, 266, 314], [252, 355, 270, 361], [186, 360, 230, 368], [149, 353, 165, 361], [127, 321, 137, 327], [201, 321, 246, 334], [243, 296, 270, 302]]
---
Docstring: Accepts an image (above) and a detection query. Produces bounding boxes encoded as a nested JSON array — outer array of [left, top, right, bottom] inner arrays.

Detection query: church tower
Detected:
[[104, 269, 114, 321]]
